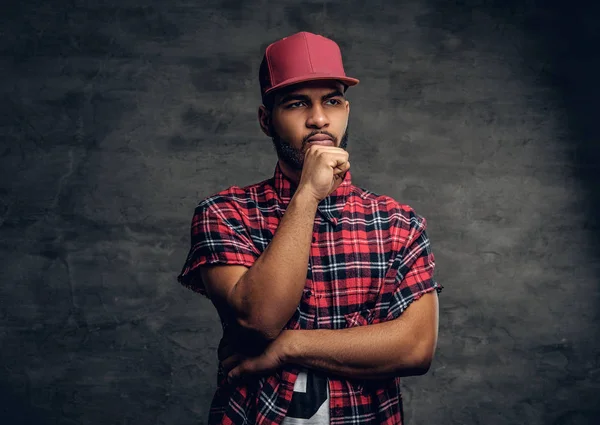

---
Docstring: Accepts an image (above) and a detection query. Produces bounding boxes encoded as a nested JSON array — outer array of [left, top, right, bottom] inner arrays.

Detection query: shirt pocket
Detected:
[[342, 309, 382, 395], [343, 308, 374, 328]]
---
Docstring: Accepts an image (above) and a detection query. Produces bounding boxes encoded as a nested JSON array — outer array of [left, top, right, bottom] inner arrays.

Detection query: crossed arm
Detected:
[[192, 190, 439, 384], [285, 290, 438, 379], [209, 284, 439, 384]]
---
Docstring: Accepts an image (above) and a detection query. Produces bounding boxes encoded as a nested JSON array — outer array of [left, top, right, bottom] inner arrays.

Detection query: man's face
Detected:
[[259, 80, 350, 171]]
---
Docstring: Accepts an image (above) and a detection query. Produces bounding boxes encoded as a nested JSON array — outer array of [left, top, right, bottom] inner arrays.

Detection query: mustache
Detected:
[[302, 130, 337, 145]]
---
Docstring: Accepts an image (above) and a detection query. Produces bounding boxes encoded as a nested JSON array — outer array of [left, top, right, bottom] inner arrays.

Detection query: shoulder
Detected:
[[350, 185, 430, 251], [348, 185, 427, 231], [194, 176, 272, 216]]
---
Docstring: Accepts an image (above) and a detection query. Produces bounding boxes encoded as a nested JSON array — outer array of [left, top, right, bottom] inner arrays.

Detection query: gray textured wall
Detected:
[[1, 1, 599, 424]]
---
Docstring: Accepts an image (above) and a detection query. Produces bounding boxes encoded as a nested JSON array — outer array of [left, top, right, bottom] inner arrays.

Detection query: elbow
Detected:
[[227, 283, 284, 352], [413, 338, 437, 375], [233, 316, 282, 355], [394, 352, 432, 377], [240, 317, 282, 341], [409, 329, 437, 376], [240, 302, 299, 343], [238, 308, 285, 341], [228, 279, 288, 343], [412, 353, 433, 375], [398, 341, 435, 377]]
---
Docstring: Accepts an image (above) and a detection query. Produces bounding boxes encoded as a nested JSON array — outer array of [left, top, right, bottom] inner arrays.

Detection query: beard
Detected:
[[270, 125, 349, 171]]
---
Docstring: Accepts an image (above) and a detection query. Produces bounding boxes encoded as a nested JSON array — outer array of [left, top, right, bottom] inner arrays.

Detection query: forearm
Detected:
[[284, 317, 435, 380], [230, 188, 319, 339]]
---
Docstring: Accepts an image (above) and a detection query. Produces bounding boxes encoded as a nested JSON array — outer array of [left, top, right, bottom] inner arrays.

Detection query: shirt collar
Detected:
[[271, 161, 352, 225]]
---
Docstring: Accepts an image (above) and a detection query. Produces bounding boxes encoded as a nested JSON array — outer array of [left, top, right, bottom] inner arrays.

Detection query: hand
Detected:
[[221, 330, 294, 385], [297, 145, 350, 202], [218, 330, 247, 378]]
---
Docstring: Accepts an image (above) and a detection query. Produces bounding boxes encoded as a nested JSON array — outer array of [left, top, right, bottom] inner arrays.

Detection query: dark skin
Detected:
[[259, 80, 350, 180], [205, 79, 439, 386]]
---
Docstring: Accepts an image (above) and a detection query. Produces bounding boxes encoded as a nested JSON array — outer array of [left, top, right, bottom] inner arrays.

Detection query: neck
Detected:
[[278, 160, 303, 186]]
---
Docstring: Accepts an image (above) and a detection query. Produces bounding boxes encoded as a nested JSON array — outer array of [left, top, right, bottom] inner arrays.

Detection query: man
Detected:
[[178, 31, 442, 425]]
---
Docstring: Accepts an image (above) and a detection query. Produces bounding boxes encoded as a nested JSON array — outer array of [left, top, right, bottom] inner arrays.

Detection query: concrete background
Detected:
[[1, 0, 599, 424]]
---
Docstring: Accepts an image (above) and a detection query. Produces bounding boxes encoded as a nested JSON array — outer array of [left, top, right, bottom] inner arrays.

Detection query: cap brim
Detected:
[[263, 74, 359, 96]]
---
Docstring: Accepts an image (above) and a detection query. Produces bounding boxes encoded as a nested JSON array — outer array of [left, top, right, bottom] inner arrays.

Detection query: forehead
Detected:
[[275, 80, 345, 98]]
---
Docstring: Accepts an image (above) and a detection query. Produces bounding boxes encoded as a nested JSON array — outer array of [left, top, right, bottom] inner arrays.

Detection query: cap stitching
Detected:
[[303, 32, 314, 73], [265, 43, 275, 88]]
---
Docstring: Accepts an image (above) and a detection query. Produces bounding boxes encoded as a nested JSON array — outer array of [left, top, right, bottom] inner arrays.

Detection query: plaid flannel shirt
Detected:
[[178, 162, 442, 425]]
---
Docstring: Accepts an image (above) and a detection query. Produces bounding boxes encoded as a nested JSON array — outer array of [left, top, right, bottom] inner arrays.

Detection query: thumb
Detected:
[[227, 365, 241, 383], [228, 360, 252, 384], [335, 160, 350, 174]]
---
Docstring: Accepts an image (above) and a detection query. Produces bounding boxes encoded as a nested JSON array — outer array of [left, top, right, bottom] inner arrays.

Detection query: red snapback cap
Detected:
[[259, 31, 359, 98]]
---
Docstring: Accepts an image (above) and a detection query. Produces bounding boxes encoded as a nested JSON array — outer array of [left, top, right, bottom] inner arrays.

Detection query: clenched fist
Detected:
[[297, 145, 350, 202]]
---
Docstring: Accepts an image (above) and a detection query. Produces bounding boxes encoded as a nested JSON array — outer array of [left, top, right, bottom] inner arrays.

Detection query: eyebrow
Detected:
[[277, 90, 345, 106]]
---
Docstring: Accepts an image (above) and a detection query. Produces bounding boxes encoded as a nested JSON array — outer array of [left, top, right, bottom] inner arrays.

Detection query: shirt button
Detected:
[[304, 290, 312, 298]]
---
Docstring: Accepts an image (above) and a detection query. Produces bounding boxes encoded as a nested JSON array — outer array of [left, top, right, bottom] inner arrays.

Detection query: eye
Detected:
[[326, 98, 342, 106], [287, 101, 306, 109]]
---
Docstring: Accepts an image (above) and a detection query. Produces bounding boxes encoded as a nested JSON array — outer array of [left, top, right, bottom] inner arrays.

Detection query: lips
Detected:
[[306, 134, 335, 145]]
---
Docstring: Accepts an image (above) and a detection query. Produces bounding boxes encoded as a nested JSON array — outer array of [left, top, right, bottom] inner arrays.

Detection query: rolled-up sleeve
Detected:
[[384, 213, 442, 321], [177, 196, 260, 298]]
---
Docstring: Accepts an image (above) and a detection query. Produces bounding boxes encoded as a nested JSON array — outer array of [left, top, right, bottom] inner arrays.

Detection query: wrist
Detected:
[[279, 330, 306, 364], [292, 188, 320, 209]]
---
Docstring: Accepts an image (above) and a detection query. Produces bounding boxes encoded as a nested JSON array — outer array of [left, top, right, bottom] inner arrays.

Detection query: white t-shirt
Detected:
[[281, 368, 330, 425]]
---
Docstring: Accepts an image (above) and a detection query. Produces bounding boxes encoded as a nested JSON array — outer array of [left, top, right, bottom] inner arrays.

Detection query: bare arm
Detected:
[[282, 291, 439, 380], [201, 146, 351, 345], [202, 189, 318, 343], [222, 290, 439, 384]]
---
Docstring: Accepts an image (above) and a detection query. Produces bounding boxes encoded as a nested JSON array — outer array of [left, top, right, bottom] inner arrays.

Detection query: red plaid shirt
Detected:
[[178, 162, 442, 425]]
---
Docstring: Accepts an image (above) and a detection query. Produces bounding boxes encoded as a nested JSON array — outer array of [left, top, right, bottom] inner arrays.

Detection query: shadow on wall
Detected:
[[549, 1, 600, 259], [422, 1, 600, 296], [534, 1, 600, 259], [423, 0, 600, 250], [421, 0, 600, 256], [422, 0, 600, 423], [0, 381, 52, 425]]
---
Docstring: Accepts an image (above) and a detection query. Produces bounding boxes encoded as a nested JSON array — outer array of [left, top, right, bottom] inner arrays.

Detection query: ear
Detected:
[[258, 105, 272, 137]]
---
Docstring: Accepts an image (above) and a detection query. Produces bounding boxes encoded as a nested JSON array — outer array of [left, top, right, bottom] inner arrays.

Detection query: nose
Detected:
[[305, 104, 329, 129]]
